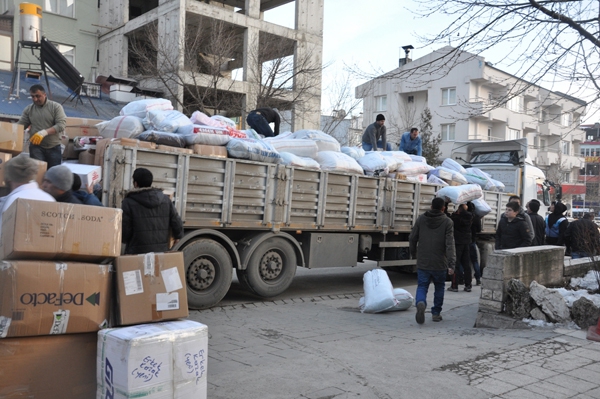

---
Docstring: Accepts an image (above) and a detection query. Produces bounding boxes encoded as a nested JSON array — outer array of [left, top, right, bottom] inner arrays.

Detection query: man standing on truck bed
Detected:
[[361, 114, 391, 151], [121, 168, 184, 255], [246, 108, 281, 137], [410, 197, 456, 324], [399, 128, 422, 156], [18, 84, 67, 169]]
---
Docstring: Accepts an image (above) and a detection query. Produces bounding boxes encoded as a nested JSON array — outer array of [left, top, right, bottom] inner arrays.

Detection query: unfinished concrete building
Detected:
[[98, 0, 324, 130]]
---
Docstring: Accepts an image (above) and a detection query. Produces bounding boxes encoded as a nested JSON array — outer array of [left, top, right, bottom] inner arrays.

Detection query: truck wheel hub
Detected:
[[188, 258, 215, 290], [259, 252, 282, 280]]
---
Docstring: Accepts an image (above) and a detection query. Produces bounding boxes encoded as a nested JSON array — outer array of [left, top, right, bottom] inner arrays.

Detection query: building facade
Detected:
[[356, 47, 586, 193]]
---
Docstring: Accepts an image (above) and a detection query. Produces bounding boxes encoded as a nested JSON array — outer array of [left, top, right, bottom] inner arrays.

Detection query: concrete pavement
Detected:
[[188, 281, 600, 399]]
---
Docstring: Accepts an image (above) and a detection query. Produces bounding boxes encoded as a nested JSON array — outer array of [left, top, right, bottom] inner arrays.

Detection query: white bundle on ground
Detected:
[[263, 138, 318, 158], [133, 130, 187, 147], [405, 174, 428, 183], [360, 269, 398, 313], [181, 125, 234, 146], [290, 130, 341, 152], [397, 161, 434, 176], [436, 184, 483, 204], [427, 174, 448, 186], [279, 152, 321, 170], [382, 151, 412, 163], [429, 166, 468, 184], [341, 146, 366, 160], [442, 158, 468, 175], [315, 151, 364, 174], [119, 98, 173, 119], [409, 154, 427, 163], [465, 167, 496, 191], [143, 110, 192, 133], [96, 115, 145, 139], [211, 115, 237, 128], [357, 152, 396, 176], [472, 197, 492, 217], [226, 138, 281, 164], [359, 288, 414, 312]]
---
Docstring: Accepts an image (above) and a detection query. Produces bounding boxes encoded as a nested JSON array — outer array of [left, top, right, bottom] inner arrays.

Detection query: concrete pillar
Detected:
[[157, 6, 185, 110], [295, 0, 324, 35], [243, 26, 260, 119], [245, 0, 260, 19]]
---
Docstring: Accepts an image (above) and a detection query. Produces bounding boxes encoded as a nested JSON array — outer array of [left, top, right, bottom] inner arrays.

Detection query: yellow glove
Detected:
[[30, 129, 48, 145]]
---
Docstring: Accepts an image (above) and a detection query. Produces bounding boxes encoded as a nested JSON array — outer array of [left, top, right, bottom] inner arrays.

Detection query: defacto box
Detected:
[[0, 261, 112, 338], [0, 198, 122, 261], [115, 252, 188, 325], [97, 320, 208, 399]]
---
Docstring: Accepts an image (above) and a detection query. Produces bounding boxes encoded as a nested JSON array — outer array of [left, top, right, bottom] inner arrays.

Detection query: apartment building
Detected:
[[356, 46, 586, 189]]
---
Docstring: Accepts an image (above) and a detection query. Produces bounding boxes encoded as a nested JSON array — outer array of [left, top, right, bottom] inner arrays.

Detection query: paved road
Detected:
[[188, 264, 600, 399]]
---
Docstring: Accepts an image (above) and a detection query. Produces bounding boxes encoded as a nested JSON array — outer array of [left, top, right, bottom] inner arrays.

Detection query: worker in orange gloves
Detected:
[[18, 84, 67, 169]]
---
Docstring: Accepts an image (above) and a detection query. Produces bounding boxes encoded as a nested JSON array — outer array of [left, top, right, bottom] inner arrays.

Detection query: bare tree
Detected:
[[320, 71, 363, 137]]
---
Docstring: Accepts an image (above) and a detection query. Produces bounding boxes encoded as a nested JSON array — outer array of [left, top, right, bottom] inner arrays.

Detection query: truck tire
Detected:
[[237, 237, 297, 298], [183, 239, 233, 309]]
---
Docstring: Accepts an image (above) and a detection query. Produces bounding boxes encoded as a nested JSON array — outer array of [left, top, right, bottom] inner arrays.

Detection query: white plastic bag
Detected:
[[341, 146, 366, 160], [226, 138, 281, 163], [315, 151, 364, 174], [357, 152, 395, 176], [361, 269, 398, 313], [408, 154, 427, 163], [181, 125, 234, 146], [427, 174, 448, 186], [381, 151, 412, 163], [279, 152, 321, 170], [465, 167, 496, 191], [211, 115, 237, 128], [436, 184, 483, 204], [290, 130, 341, 152], [441, 158, 468, 175], [397, 161, 434, 176], [143, 110, 192, 133], [119, 98, 173, 119], [359, 288, 414, 312], [263, 138, 318, 158], [430, 166, 468, 184], [472, 197, 492, 217], [95, 115, 145, 139]]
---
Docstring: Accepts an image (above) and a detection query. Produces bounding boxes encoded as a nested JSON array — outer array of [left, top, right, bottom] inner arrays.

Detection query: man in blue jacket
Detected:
[[399, 128, 422, 156]]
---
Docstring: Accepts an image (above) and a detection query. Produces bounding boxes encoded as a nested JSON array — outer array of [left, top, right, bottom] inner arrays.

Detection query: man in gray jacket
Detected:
[[409, 197, 456, 324], [361, 114, 391, 151]]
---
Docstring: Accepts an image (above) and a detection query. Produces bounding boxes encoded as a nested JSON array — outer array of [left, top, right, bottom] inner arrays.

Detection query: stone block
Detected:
[[482, 279, 504, 291], [564, 258, 598, 277], [479, 298, 503, 312], [481, 288, 493, 300], [475, 311, 532, 329], [492, 290, 505, 302]]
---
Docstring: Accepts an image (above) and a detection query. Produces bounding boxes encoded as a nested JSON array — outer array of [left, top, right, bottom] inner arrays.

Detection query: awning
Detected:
[[561, 184, 586, 195]]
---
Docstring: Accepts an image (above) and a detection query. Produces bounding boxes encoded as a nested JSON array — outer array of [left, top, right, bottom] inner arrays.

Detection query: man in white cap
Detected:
[[41, 165, 82, 204]]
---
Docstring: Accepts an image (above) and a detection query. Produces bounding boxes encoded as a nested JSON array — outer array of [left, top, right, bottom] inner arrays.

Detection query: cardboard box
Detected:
[[0, 333, 97, 398], [115, 252, 188, 325], [78, 148, 96, 165], [61, 137, 79, 159], [97, 320, 208, 399], [0, 122, 24, 154], [190, 144, 228, 158], [0, 261, 112, 338], [95, 137, 156, 166], [0, 154, 46, 187], [158, 144, 193, 154], [1, 198, 122, 261], [62, 162, 102, 187], [64, 117, 105, 139]]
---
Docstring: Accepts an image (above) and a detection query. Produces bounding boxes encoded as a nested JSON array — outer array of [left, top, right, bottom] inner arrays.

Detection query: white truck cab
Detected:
[[451, 138, 552, 214]]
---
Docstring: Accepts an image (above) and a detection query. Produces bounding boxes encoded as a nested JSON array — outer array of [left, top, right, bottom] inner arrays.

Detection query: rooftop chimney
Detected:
[[399, 45, 414, 67]]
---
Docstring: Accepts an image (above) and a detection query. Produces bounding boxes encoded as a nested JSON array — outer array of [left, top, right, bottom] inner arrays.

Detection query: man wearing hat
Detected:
[[41, 165, 82, 204], [18, 84, 67, 169], [0, 154, 55, 229], [362, 114, 391, 151]]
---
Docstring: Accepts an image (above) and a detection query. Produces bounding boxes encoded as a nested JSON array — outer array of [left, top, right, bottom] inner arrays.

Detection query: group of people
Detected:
[[361, 114, 422, 155], [0, 84, 184, 257]]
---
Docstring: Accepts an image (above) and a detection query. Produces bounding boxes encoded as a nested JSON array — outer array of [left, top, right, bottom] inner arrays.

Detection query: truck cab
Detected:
[[451, 138, 552, 214]]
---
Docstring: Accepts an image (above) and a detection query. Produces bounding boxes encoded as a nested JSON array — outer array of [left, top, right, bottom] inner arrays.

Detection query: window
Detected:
[[581, 148, 586, 156], [441, 124, 455, 141], [407, 95, 414, 103], [562, 141, 570, 155], [561, 112, 572, 126], [0, 34, 11, 71], [442, 88, 456, 105], [507, 128, 520, 140], [44, 0, 74, 18], [507, 96, 524, 113], [375, 95, 387, 112], [540, 139, 546, 150], [564, 172, 571, 183], [487, 127, 492, 141]]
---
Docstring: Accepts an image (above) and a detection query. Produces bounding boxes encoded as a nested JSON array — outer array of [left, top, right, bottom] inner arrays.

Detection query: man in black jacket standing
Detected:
[[448, 203, 474, 292], [121, 168, 184, 255], [565, 213, 599, 258], [526, 199, 545, 246], [410, 197, 456, 324]]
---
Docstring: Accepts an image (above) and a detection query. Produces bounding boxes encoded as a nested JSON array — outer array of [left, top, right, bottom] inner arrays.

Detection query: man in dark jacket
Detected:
[[410, 197, 456, 324], [246, 108, 281, 137], [495, 202, 532, 249], [564, 213, 599, 259], [121, 168, 184, 255], [506, 195, 534, 242], [41, 165, 83, 204], [72, 173, 103, 206], [449, 204, 474, 292], [466, 201, 482, 285], [545, 202, 568, 246], [526, 199, 545, 246]]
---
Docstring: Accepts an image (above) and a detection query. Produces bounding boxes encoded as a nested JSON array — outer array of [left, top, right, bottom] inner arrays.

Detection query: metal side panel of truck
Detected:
[[103, 144, 509, 309]]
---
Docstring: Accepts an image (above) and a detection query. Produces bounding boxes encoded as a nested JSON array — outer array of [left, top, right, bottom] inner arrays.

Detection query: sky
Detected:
[[264, 0, 599, 123]]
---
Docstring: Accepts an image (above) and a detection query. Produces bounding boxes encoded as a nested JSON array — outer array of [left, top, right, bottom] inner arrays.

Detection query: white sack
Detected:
[[436, 184, 483, 204], [441, 158, 468, 175], [263, 138, 318, 158], [489, 178, 506, 192], [143, 110, 192, 133], [465, 167, 496, 191], [119, 98, 173, 119], [279, 152, 321, 170], [408, 154, 427, 163], [381, 151, 412, 163], [95, 115, 145, 139], [182, 125, 234, 146], [190, 110, 224, 127], [397, 161, 434, 176], [226, 138, 281, 164], [427, 174, 448, 186], [211, 115, 237, 128], [429, 166, 468, 184], [341, 146, 366, 160], [359, 288, 414, 312], [472, 197, 492, 217], [361, 269, 398, 313], [290, 130, 341, 152], [357, 152, 395, 176], [315, 151, 364, 174], [405, 174, 428, 183]]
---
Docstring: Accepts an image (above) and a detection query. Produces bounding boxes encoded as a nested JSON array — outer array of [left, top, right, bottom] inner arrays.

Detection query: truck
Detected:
[[101, 142, 523, 309]]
